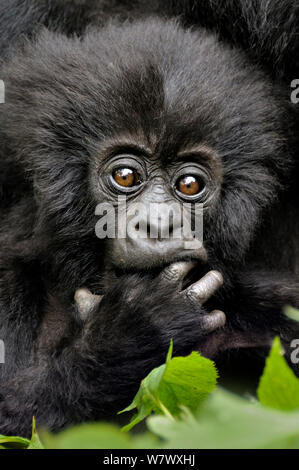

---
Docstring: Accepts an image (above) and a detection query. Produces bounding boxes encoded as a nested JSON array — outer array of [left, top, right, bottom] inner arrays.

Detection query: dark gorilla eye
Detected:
[[112, 168, 142, 188], [176, 175, 203, 196]]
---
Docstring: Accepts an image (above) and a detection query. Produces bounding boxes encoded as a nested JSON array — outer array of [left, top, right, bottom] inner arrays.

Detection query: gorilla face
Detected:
[[91, 135, 222, 271], [1, 19, 293, 288]]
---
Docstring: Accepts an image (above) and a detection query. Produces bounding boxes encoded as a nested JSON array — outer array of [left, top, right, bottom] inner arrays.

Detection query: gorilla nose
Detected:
[[127, 202, 189, 241], [110, 202, 206, 270]]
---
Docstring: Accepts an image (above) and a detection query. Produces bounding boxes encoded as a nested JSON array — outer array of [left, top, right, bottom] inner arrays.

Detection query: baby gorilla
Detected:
[[0, 18, 298, 435]]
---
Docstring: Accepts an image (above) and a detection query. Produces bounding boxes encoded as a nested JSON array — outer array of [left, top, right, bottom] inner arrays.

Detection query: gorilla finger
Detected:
[[184, 270, 223, 304], [74, 288, 103, 320], [160, 261, 197, 285], [200, 310, 226, 333]]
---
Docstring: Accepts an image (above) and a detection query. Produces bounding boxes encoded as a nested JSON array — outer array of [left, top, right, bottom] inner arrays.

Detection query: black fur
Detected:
[[0, 2, 298, 436], [1, 0, 299, 81]]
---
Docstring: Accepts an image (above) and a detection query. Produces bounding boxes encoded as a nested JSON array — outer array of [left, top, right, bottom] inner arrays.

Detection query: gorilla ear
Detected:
[[74, 288, 103, 320]]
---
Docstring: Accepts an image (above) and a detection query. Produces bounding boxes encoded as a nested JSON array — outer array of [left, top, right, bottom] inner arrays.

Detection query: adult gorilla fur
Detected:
[[0, 1, 298, 436]]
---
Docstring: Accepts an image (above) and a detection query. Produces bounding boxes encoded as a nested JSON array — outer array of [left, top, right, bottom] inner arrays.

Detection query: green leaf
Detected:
[[0, 434, 30, 449], [147, 388, 299, 449], [0, 417, 44, 449], [166, 340, 173, 363], [27, 417, 44, 449], [120, 342, 218, 431], [41, 422, 157, 449], [285, 306, 299, 323], [257, 336, 299, 411]]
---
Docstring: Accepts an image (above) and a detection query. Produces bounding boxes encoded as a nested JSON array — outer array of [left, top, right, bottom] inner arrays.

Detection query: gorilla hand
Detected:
[[76, 261, 226, 357]]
